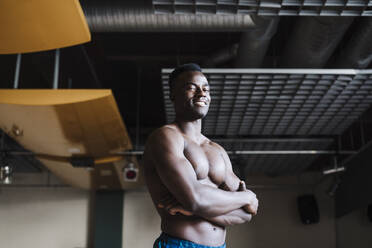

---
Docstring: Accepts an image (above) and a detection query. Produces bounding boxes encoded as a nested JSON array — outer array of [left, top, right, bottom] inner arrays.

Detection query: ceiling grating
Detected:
[[153, 0, 372, 16], [162, 69, 372, 136], [222, 140, 332, 175]]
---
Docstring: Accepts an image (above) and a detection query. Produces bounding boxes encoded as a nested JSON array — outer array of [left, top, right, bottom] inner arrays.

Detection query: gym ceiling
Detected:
[[1, 0, 372, 179]]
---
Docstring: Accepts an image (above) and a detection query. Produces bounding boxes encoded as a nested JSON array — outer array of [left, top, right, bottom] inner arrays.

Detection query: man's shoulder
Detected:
[[151, 124, 181, 137], [147, 124, 184, 146], [204, 138, 227, 153]]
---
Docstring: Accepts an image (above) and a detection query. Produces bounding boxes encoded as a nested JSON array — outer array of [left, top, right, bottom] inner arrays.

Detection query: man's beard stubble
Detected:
[[175, 103, 209, 122]]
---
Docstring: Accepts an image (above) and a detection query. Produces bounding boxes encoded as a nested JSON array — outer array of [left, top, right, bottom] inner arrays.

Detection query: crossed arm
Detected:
[[147, 127, 258, 226], [204, 181, 253, 226], [159, 180, 253, 227]]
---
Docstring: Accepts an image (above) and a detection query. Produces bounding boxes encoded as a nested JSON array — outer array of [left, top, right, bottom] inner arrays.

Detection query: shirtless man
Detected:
[[143, 64, 259, 248]]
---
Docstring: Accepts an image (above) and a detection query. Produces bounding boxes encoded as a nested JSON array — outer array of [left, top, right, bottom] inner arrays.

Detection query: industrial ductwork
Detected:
[[279, 17, 354, 68], [235, 16, 279, 68], [202, 44, 239, 68], [333, 18, 372, 69], [80, 0, 254, 32], [202, 16, 279, 68]]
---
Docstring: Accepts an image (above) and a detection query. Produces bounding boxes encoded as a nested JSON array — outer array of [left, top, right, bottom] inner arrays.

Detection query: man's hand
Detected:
[[238, 181, 259, 216], [158, 204, 193, 216]]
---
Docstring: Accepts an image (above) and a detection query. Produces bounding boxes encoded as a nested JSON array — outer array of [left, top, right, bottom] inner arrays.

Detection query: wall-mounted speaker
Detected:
[[368, 204, 372, 222], [297, 194, 319, 225]]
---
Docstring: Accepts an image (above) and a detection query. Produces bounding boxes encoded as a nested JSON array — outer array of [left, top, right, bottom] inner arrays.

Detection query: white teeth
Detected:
[[195, 101, 206, 106]]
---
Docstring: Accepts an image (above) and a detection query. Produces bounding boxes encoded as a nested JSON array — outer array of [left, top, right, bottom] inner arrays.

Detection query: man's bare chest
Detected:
[[183, 140, 226, 185]]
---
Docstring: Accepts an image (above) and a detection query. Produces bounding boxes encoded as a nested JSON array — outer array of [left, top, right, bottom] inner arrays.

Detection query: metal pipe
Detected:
[[81, 0, 254, 32], [5, 149, 357, 156], [68, 78, 72, 89], [163, 68, 372, 75], [212, 138, 334, 143], [244, 184, 315, 190], [53, 49, 60, 89], [80, 46, 101, 88], [323, 167, 345, 175], [228, 150, 356, 155], [0, 184, 69, 188], [13, 54, 22, 89], [113, 150, 357, 155]]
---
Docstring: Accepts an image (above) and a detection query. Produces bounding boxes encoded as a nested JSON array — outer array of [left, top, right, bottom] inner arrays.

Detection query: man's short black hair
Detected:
[[168, 63, 202, 93]]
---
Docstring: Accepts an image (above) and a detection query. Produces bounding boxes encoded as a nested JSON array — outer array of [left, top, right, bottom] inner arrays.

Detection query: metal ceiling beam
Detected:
[[3, 149, 357, 157], [81, 0, 254, 32], [163, 68, 372, 75], [212, 138, 334, 143], [115, 150, 357, 155], [153, 0, 372, 16]]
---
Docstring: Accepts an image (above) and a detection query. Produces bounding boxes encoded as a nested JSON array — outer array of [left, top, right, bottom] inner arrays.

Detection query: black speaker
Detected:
[[368, 204, 372, 222], [297, 194, 319, 225]]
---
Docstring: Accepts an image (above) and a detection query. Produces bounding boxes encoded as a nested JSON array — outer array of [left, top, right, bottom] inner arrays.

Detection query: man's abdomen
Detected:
[[160, 215, 226, 247]]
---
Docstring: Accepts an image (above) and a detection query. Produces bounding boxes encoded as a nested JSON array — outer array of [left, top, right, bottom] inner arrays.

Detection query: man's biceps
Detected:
[[156, 160, 196, 185], [152, 151, 184, 169]]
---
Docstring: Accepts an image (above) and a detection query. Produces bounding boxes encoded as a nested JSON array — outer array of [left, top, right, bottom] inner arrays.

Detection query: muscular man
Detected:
[[143, 63, 259, 248]]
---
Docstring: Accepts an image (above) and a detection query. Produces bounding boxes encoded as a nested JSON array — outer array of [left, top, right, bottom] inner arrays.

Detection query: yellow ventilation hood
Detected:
[[0, 89, 144, 190], [0, 0, 91, 54]]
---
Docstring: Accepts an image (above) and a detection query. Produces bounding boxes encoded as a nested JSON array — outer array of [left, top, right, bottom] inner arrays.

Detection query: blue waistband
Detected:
[[154, 232, 226, 248]]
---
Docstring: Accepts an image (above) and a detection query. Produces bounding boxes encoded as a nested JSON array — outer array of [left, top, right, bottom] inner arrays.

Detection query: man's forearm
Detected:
[[159, 181, 257, 218], [191, 185, 256, 217], [203, 208, 252, 227]]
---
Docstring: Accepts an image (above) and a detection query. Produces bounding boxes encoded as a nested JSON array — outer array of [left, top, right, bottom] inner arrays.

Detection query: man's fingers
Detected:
[[238, 181, 247, 191], [165, 204, 175, 211], [241, 181, 247, 190], [177, 208, 193, 216], [238, 181, 244, 191], [158, 202, 192, 216], [157, 195, 180, 209], [168, 206, 193, 216], [243, 192, 259, 216]]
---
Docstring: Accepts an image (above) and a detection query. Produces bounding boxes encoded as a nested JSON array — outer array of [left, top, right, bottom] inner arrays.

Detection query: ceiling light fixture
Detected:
[[0, 164, 13, 185]]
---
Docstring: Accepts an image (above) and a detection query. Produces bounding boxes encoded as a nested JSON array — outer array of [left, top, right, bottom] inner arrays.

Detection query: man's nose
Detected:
[[196, 87, 207, 96]]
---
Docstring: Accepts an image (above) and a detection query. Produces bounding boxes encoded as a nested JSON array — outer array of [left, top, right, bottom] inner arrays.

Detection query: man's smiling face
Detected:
[[171, 70, 211, 121]]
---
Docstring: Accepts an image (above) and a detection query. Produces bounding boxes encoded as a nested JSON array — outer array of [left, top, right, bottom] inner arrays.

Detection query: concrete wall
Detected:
[[122, 174, 336, 248], [3, 172, 371, 248], [227, 187, 335, 248], [0, 187, 89, 248], [122, 189, 161, 248], [336, 206, 372, 248]]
